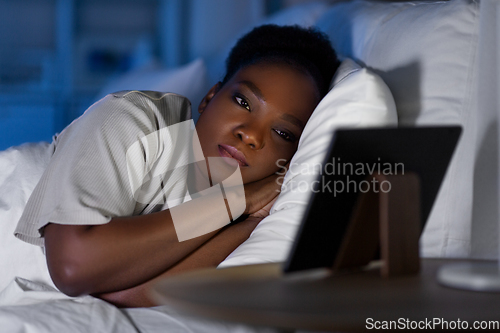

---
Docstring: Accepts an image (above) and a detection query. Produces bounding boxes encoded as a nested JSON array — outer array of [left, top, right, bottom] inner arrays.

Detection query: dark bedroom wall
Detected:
[[0, 0, 160, 151], [0, 0, 302, 151]]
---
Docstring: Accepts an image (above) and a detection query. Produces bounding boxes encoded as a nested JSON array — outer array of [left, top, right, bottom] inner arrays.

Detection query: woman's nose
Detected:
[[234, 125, 263, 149]]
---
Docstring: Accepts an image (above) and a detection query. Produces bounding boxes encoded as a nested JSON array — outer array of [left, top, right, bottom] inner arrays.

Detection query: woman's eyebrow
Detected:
[[237, 80, 302, 129], [281, 114, 304, 129], [238, 80, 266, 101]]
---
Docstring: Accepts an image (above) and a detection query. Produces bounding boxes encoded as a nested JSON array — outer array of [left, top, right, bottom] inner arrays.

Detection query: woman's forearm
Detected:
[[44, 193, 233, 297], [95, 217, 260, 308]]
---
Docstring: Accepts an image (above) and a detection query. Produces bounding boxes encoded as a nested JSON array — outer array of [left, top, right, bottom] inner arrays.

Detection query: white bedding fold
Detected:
[[0, 278, 277, 333]]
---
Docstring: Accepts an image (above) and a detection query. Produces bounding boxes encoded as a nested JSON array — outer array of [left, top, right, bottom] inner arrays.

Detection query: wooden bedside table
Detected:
[[150, 259, 500, 332]]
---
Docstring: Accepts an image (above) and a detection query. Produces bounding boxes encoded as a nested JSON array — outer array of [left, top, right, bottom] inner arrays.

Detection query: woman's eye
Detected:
[[235, 96, 250, 111], [274, 129, 294, 142]]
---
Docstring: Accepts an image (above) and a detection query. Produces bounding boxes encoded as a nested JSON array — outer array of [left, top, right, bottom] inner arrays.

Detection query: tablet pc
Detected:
[[283, 126, 462, 273]]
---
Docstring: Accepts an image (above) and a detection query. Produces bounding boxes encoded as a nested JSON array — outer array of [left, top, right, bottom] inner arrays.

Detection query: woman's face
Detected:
[[195, 62, 320, 184]]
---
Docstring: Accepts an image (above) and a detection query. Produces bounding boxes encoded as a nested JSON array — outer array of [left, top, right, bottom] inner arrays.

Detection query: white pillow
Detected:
[[97, 58, 210, 123], [316, 0, 480, 258], [218, 59, 397, 268], [0, 143, 56, 292]]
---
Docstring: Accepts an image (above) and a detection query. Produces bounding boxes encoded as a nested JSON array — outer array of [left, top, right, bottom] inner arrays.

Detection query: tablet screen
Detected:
[[284, 126, 461, 273]]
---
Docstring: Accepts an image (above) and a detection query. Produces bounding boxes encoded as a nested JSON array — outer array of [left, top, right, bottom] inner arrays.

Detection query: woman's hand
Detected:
[[246, 195, 278, 221], [243, 161, 288, 215]]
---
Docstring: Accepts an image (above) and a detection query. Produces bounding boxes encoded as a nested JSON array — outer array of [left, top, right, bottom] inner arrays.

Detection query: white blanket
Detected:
[[0, 277, 276, 333], [0, 142, 55, 291], [0, 142, 277, 333]]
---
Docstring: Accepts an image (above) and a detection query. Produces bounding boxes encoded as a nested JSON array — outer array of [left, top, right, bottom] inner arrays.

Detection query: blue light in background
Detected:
[[0, 0, 274, 151], [0, 0, 159, 151]]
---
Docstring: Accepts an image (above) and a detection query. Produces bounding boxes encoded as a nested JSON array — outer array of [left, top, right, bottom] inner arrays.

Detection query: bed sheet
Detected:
[[0, 277, 278, 333], [0, 142, 278, 333]]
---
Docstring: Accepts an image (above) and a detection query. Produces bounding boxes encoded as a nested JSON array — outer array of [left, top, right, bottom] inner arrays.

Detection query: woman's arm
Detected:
[[94, 217, 261, 307], [44, 173, 280, 298], [44, 209, 218, 297]]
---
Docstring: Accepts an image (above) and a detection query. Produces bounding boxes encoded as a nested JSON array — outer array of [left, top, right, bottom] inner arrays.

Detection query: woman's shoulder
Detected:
[[63, 91, 191, 139], [53, 91, 192, 156], [113, 91, 191, 117], [94, 90, 192, 128]]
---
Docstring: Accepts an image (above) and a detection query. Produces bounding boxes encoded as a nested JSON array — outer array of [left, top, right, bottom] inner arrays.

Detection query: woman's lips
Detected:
[[218, 144, 248, 166]]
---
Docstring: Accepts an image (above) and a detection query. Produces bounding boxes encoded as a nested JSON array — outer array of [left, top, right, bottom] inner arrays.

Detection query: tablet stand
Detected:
[[333, 173, 421, 277]]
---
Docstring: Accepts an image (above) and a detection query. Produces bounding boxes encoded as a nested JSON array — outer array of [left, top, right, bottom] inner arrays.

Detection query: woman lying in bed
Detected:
[[14, 25, 339, 307]]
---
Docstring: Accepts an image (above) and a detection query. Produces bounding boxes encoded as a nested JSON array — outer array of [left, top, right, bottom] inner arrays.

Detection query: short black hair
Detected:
[[222, 24, 340, 98]]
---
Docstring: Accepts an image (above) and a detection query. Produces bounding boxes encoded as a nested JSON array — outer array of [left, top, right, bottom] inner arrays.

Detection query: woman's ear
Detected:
[[198, 82, 221, 114]]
